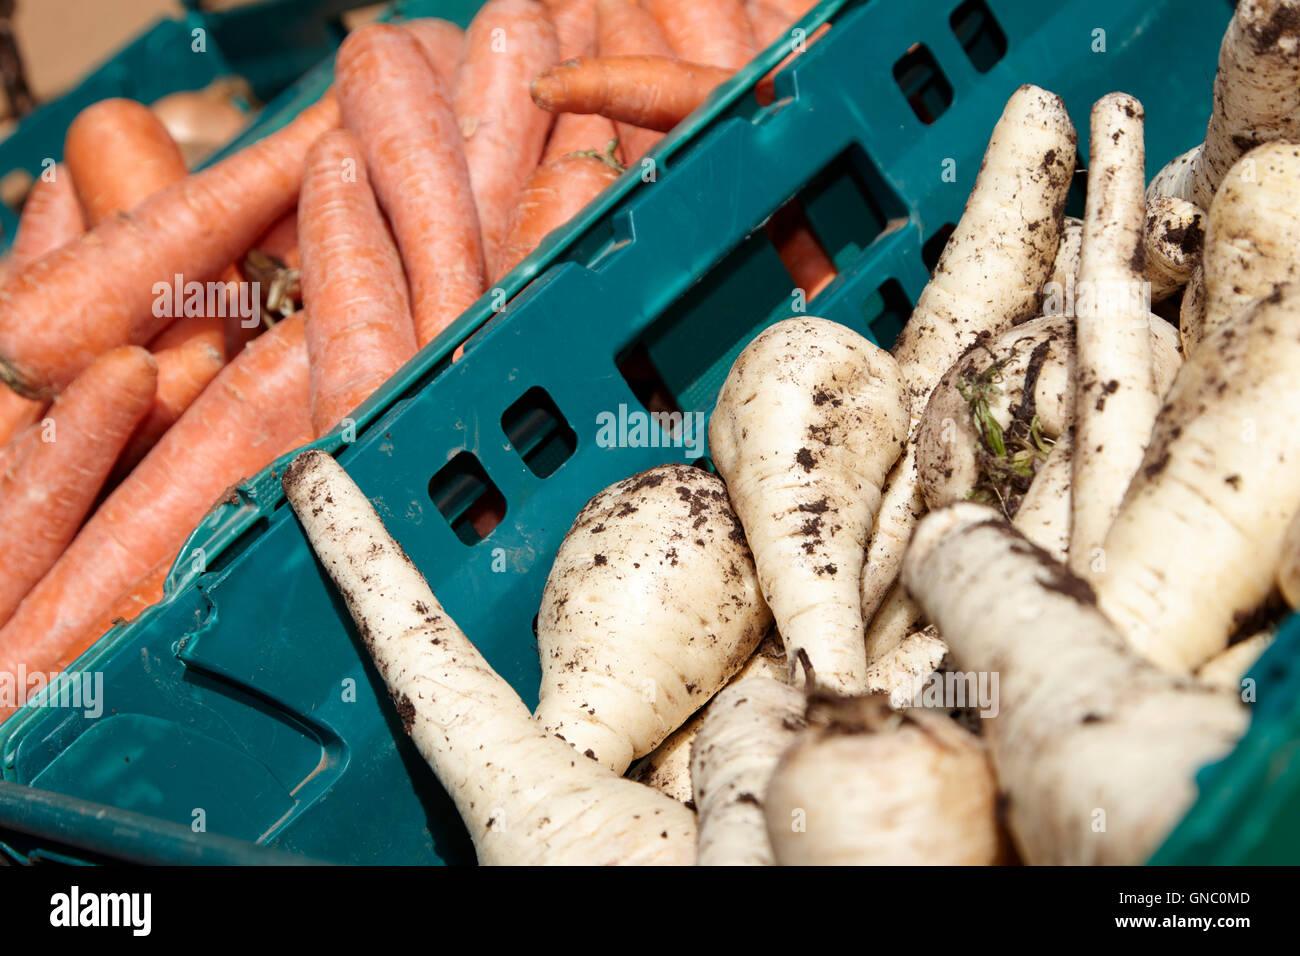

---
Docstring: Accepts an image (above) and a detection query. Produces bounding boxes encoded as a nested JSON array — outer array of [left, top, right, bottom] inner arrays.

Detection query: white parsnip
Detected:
[[534, 464, 771, 773], [903, 504, 1248, 865], [860, 84, 1076, 639], [1096, 284, 1300, 673], [763, 696, 1001, 866], [1046, 216, 1083, 292], [864, 625, 948, 706], [690, 676, 805, 866], [1147, 0, 1300, 210], [627, 634, 787, 804], [1180, 264, 1209, 352], [1012, 431, 1073, 563], [710, 317, 909, 694], [281, 450, 696, 865], [1143, 197, 1205, 302], [1201, 142, 1300, 345], [1279, 508, 1300, 608], [1197, 630, 1277, 694], [1070, 93, 1158, 576]]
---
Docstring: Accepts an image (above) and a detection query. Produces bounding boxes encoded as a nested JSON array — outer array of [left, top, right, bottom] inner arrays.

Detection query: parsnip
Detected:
[[1279, 508, 1300, 607], [1143, 197, 1205, 302], [1201, 142, 1300, 345], [1180, 264, 1209, 351], [864, 625, 948, 707], [1197, 630, 1277, 694], [709, 317, 909, 694], [627, 634, 787, 803], [690, 676, 805, 866], [535, 464, 771, 773], [763, 696, 1001, 866], [1070, 93, 1158, 577], [1011, 431, 1073, 563], [1147, 0, 1300, 210], [1046, 216, 1083, 292], [903, 503, 1248, 865], [1095, 284, 1300, 673], [282, 450, 696, 865], [860, 84, 1076, 639]]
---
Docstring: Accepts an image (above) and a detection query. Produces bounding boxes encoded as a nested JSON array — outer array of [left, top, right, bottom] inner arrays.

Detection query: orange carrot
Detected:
[[0, 385, 42, 446], [763, 0, 820, 21], [8, 166, 85, 266], [299, 130, 418, 437], [544, 0, 598, 58], [531, 55, 731, 131], [402, 17, 466, 92], [595, 0, 674, 161], [746, 0, 789, 48], [337, 24, 485, 348], [58, 557, 172, 671], [0, 313, 312, 695], [766, 200, 837, 300], [0, 93, 339, 400], [63, 98, 189, 226], [494, 144, 623, 282], [643, 0, 756, 70], [544, 112, 621, 161], [147, 312, 225, 355], [454, 0, 561, 276], [0, 347, 157, 627], [108, 331, 227, 485]]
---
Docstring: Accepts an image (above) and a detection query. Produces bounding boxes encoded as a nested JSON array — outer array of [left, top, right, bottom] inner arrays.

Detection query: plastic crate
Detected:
[[0, 0, 375, 247], [2, 0, 1284, 866]]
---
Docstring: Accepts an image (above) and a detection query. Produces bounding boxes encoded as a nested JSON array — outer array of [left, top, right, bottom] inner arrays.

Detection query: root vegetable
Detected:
[[859, 85, 1075, 639], [1143, 197, 1204, 302], [401, 18, 466, 91], [298, 130, 418, 437], [709, 317, 910, 694], [1197, 630, 1277, 693], [1046, 216, 1082, 292], [1069, 93, 1158, 576], [530, 55, 732, 132], [864, 625, 948, 706], [0, 94, 338, 399], [453, 0, 561, 275], [595, 0, 675, 160], [627, 633, 786, 803], [643, 0, 756, 71], [1200, 142, 1300, 347], [534, 464, 771, 773], [1279, 509, 1300, 607], [336, 24, 484, 349], [0, 347, 157, 627], [1010, 432, 1073, 563], [902, 503, 1249, 865], [1146, 0, 1300, 209], [7, 165, 84, 265], [282, 449, 696, 865], [690, 675, 804, 865], [1095, 284, 1300, 673], [763, 695, 1001, 865], [765, 201, 837, 300]]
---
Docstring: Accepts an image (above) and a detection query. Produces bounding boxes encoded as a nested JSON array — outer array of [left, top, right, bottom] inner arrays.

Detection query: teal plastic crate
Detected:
[[3, 0, 1287, 866], [0, 0, 376, 247]]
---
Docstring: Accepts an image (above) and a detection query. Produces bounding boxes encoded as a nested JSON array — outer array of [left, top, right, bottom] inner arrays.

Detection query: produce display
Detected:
[[0, 0, 1296, 872]]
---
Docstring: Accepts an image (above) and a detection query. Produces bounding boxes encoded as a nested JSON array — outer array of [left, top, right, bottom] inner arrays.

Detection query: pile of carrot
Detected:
[[0, 0, 831, 721]]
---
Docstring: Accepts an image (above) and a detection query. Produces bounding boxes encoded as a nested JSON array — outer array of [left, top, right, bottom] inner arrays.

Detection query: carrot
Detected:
[[453, 0, 561, 276], [761, 0, 820, 23], [8, 166, 85, 267], [0, 313, 312, 698], [147, 312, 225, 355], [108, 331, 227, 485], [0, 93, 339, 400], [543, 112, 622, 161], [299, 130, 418, 437], [336, 24, 485, 348], [746, 0, 789, 48], [531, 55, 731, 131], [643, 0, 756, 71], [765, 200, 837, 299], [63, 98, 189, 226], [494, 143, 624, 282], [401, 17, 466, 93], [595, 0, 674, 160], [0, 347, 157, 628], [55, 558, 172, 673], [0, 170, 84, 441], [0, 385, 43, 447], [544, 0, 598, 59]]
